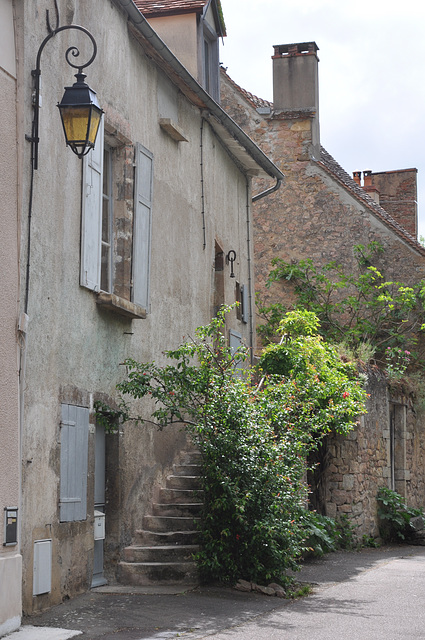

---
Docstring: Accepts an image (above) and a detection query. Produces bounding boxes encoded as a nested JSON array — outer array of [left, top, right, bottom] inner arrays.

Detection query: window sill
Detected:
[[159, 118, 188, 142], [95, 292, 147, 319]]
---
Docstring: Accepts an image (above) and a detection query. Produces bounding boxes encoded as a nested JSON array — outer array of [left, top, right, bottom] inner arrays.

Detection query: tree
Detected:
[[99, 307, 366, 583], [257, 243, 425, 369]]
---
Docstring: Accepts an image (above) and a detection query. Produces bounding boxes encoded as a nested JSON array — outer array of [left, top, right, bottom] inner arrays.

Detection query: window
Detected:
[[59, 404, 89, 522], [235, 282, 249, 324], [81, 121, 153, 316], [202, 22, 219, 100], [229, 329, 244, 376], [101, 145, 113, 293]]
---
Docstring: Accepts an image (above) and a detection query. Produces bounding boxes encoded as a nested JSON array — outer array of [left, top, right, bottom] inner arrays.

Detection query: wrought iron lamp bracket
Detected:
[[28, 24, 98, 170]]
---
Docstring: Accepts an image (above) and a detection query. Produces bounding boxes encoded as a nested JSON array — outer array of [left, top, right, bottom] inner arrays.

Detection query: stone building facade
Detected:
[[221, 41, 425, 538], [11, 0, 282, 618]]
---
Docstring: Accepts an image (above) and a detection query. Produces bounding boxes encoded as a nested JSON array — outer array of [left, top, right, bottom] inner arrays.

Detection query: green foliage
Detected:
[[300, 512, 357, 557], [259, 242, 425, 367], [384, 346, 411, 380], [258, 314, 367, 438], [113, 307, 366, 584], [94, 400, 128, 434], [377, 487, 423, 542]]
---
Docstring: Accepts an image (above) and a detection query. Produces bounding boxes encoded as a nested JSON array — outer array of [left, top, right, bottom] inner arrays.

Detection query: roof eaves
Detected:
[[318, 147, 425, 256], [114, 0, 283, 183]]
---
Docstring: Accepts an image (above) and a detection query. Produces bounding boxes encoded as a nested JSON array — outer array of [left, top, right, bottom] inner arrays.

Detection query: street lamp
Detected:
[[29, 24, 103, 170], [57, 70, 103, 158]]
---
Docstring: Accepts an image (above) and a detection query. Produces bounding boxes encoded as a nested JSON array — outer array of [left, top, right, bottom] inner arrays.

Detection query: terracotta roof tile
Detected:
[[318, 148, 425, 254], [221, 68, 273, 110], [221, 69, 425, 256], [134, 0, 208, 16]]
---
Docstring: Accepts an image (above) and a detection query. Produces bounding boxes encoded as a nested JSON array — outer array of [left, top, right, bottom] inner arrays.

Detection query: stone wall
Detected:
[[309, 375, 425, 539], [220, 69, 425, 537], [220, 70, 425, 317]]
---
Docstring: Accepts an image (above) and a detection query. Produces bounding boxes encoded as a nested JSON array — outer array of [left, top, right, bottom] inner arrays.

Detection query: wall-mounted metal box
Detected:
[[94, 510, 105, 540], [33, 539, 52, 596], [4, 507, 18, 546]]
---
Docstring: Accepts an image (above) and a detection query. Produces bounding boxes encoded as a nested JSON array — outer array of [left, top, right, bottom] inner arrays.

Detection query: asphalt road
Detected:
[[18, 545, 425, 640]]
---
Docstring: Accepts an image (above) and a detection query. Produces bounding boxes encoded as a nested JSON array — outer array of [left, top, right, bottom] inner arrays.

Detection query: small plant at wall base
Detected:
[[377, 487, 423, 542], [109, 307, 366, 584]]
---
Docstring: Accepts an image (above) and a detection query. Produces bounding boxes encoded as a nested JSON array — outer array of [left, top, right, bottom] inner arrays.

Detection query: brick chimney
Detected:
[[369, 168, 418, 237], [272, 42, 320, 157], [362, 170, 380, 204], [353, 171, 362, 186]]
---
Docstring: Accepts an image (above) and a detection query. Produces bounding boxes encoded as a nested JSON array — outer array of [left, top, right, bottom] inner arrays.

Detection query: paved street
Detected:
[[14, 545, 425, 640]]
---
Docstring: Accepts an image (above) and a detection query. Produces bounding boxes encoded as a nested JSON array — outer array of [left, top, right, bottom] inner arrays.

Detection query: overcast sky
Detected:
[[219, 0, 425, 239]]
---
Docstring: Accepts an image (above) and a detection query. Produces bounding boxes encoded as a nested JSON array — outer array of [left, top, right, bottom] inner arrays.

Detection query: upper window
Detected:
[[80, 120, 154, 316], [202, 21, 219, 101], [101, 145, 113, 293]]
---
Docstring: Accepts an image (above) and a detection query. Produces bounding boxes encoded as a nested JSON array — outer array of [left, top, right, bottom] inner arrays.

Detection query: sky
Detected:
[[219, 0, 425, 239]]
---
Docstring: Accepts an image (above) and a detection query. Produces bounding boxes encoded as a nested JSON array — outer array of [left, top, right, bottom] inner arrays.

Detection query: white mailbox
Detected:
[[94, 510, 105, 540]]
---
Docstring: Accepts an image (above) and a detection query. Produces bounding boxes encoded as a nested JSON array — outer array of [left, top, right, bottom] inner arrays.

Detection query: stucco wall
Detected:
[[144, 14, 198, 78], [19, 0, 255, 613], [0, 0, 22, 633]]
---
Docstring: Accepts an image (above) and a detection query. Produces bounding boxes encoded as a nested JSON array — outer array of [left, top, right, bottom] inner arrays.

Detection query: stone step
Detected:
[[143, 515, 200, 532], [135, 529, 198, 546], [152, 502, 202, 517], [166, 475, 202, 490], [117, 561, 198, 586], [173, 464, 202, 476], [181, 451, 202, 465], [159, 488, 204, 504], [123, 544, 199, 563]]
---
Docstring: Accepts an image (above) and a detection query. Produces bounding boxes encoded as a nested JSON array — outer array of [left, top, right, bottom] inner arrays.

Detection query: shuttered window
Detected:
[[241, 284, 249, 324], [132, 143, 153, 310], [59, 404, 89, 522], [80, 131, 153, 313], [229, 329, 244, 376]]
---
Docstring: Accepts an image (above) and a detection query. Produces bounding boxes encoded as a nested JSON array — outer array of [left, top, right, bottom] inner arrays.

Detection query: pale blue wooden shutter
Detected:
[[132, 143, 153, 310], [229, 329, 243, 376], [60, 404, 89, 522], [241, 284, 249, 324], [81, 119, 104, 291]]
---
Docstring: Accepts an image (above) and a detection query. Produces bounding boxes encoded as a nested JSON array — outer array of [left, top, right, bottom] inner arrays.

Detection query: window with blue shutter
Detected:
[[132, 143, 153, 311], [81, 119, 104, 292], [80, 128, 153, 316], [59, 404, 89, 522]]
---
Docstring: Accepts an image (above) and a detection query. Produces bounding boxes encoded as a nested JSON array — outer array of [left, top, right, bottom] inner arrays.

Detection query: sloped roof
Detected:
[[135, 1, 207, 14], [134, 0, 226, 35], [221, 69, 425, 256]]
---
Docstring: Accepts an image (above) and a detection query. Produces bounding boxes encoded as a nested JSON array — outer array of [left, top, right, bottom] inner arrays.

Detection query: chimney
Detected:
[[272, 42, 320, 156], [353, 171, 362, 186], [368, 168, 418, 237], [362, 170, 380, 204]]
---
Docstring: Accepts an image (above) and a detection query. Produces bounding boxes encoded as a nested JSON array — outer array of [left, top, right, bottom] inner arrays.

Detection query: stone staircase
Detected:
[[117, 452, 203, 586]]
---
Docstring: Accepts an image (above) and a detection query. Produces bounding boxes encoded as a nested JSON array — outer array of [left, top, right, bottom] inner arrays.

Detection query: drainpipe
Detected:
[[245, 178, 254, 363], [252, 177, 283, 202]]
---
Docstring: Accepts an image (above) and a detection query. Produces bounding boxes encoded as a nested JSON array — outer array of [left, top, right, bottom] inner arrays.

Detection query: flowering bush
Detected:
[[258, 242, 425, 367], [110, 307, 366, 584], [385, 346, 411, 380]]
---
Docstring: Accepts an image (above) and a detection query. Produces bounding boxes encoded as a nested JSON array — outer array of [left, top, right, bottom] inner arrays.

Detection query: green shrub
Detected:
[[106, 307, 366, 584], [377, 487, 423, 541]]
